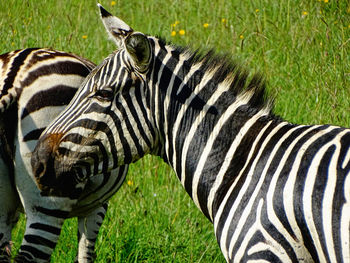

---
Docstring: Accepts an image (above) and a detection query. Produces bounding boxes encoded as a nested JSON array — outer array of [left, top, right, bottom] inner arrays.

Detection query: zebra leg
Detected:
[[75, 203, 108, 263], [14, 213, 66, 263], [0, 159, 20, 263]]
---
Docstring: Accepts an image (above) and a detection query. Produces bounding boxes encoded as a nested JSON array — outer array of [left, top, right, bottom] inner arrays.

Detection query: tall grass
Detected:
[[1, 0, 349, 262]]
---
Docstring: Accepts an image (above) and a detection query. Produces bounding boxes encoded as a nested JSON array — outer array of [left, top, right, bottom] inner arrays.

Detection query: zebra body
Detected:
[[32, 6, 350, 263], [0, 48, 128, 262]]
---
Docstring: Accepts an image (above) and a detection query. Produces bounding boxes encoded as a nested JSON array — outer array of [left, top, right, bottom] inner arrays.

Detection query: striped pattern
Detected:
[[0, 48, 128, 262], [33, 6, 350, 263]]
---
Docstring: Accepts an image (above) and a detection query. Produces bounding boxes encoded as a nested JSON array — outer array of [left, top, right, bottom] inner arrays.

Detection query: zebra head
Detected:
[[31, 5, 157, 196]]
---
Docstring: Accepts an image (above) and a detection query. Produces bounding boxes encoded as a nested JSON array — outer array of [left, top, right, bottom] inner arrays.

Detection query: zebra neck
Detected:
[[149, 67, 275, 221], [147, 38, 278, 220]]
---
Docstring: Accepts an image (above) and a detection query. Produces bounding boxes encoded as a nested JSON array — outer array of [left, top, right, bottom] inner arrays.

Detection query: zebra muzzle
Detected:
[[31, 133, 81, 197]]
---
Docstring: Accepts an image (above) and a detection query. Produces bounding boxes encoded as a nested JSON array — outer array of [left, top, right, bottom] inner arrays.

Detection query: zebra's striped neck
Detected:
[[146, 38, 279, 220]]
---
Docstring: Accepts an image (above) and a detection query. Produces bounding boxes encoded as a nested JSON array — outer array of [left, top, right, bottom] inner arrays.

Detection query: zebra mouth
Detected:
[[37, 168, 84, 198]]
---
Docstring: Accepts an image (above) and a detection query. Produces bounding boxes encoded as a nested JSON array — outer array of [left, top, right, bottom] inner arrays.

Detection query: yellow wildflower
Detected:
[[221, 18, 227, 23], [110, 1, 116, 6], [171, 31, 176, 37], [179, 29, 185, 35], [127, 180, 133, 186], [175, 21, 180, 25], [324, 0, 329, 3], [302, 11, 308, 16], [255, 9, 259, 13], [203, 23, 209, 28], [239, 34, 244, 39], [82, 35, 88, 39]]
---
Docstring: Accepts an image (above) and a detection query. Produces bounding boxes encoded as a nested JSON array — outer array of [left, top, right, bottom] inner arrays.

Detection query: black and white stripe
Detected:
[[33, 6, 350, 262], [0, 48, 128, 262]]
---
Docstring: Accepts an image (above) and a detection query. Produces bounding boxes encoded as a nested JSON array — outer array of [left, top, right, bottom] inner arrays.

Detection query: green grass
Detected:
[[1, 0, 349, 262]]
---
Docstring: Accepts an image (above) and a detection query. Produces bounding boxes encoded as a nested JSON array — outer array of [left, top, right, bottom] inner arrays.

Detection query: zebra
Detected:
[[0, 48, 128, 262], [32, 5, 350, 263]]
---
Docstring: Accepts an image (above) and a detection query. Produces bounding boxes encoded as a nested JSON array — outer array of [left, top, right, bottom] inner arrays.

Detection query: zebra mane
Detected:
[[154, 37, 274, 115]]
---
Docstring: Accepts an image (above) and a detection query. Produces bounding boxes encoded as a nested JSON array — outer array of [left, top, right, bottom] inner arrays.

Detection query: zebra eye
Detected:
[[94, 88, 114, 101]]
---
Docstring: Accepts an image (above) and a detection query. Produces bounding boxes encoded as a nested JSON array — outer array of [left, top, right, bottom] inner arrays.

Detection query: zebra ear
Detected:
[[97, 3, 133, 48], [125, 33, 151, 73]]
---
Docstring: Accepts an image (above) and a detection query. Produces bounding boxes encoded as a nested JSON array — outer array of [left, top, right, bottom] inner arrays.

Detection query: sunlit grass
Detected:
[[1, 0, 349, 262]]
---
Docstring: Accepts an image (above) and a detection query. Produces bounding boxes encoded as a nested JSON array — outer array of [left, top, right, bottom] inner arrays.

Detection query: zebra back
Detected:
[[0, 48, 94, 112]]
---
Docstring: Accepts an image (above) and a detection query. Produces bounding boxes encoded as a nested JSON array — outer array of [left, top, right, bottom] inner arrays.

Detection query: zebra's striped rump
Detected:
[[32, 5, 350, 262], [0, 48, 129, 262]]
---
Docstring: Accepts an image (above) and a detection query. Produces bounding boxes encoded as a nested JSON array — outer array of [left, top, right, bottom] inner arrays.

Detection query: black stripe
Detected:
[[312, 144, 335, 262], [215, 120, 280, 241], [1, 48, 37, 97], [23, 128, 45, 142], [134, 81, 156, 141], [29, 223, 61, 235], [34, 206, 70, 219], [293, 127, 343, 262], [116, 99, 145, 159], [21, 85, 77, 119], [64, 117, 118, 171], [272, 125, 328, 240], [20, 61, 91, 88], [24, 234, 56, 249], [123, 89, 152, 148], [243, 231, 283, 262], [18, 245, 50, 260], [60, 132, 108, 175]]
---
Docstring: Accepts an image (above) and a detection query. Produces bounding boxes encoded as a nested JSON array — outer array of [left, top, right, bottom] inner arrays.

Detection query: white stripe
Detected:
[[175, 61, 202, 96], [303, 129, 348, 262], [227, 122, 298, 257], [213, 120, 273, 229], [164, 52, 190, 160], [215, 122, 288, 259], [234, 199, 292, 263], [322, 135, 342, 263], [341, 144, 350, 169], [154, 45, 173, 139], [179, 74, 233, 187], [341, 167, 350, 261], [119, 87, 150, 152], [172, 64, 213, 176], [207, 109, 269, 221], [283, 126, 336, 251], [265, 125, 317, 262]]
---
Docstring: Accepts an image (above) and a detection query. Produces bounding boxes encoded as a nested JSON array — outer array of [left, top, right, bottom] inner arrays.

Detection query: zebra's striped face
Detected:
[[32, 5, 155, 196], [32, 33, 154, 196]]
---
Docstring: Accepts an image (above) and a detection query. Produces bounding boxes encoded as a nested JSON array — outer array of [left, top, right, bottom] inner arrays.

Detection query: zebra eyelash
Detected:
[[93, 89, 115, 101]]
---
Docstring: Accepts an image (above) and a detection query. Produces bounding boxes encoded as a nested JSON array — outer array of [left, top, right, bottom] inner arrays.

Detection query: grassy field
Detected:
[[1, 0, 349, 262]]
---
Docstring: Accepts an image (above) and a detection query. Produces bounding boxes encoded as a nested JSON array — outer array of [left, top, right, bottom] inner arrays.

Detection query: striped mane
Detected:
[[152, 37, 273, 116]]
